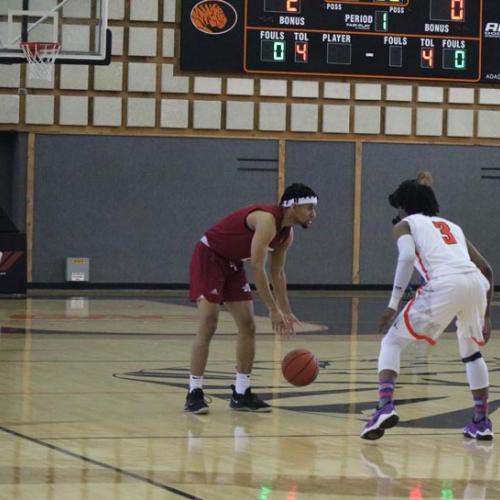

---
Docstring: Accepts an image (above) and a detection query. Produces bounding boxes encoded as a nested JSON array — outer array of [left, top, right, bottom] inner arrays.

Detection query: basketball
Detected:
[[281, 349, 320, 386]]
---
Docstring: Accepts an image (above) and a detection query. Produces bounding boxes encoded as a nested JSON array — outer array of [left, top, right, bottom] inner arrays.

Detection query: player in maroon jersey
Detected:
[[185, 183, 318, 414]]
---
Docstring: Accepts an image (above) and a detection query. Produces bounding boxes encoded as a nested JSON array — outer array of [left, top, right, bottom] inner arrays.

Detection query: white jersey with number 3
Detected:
[[404, 214, 479, 281]]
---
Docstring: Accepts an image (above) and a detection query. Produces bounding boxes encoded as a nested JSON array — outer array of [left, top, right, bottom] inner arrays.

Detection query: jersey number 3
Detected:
[[432, 221, 457, 245]]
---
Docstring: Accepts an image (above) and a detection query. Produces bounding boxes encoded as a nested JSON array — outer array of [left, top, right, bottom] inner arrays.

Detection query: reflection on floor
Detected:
[[0, 291, 498, 499]]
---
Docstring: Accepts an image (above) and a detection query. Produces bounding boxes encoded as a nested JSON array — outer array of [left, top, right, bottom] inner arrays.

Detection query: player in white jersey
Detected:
[[361, 179, 494, 441]]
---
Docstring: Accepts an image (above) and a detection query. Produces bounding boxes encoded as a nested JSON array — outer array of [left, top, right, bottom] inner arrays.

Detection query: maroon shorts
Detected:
[[189, 241, 252, 304]]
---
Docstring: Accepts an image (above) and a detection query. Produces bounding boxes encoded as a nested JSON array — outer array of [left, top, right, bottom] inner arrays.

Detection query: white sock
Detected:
[[189, 375, 203, 393], [235, 372, 251, 395]]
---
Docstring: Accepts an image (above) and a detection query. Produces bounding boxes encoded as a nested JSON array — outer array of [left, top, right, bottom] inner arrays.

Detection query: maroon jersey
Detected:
[[204, 204, 291, 261]]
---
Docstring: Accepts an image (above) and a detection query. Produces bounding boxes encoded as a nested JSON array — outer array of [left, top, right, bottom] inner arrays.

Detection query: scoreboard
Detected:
[[181, 0, 500, 84]]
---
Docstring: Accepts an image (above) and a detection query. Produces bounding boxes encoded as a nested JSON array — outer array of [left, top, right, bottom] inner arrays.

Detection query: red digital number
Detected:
[[287, 0, 298, 12], [451, 0, 465, 21], [295, 42, 308, 63], [421, 48, 434, 68], [432, 221, 458, 245]]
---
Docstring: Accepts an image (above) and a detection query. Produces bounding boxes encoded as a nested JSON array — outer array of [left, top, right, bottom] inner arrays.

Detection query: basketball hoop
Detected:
[[20, 41, 61, 81]]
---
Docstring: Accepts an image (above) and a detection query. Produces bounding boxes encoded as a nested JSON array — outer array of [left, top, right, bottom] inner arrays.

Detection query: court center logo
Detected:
[[114, 354, 500, 428], [190, 0, 238, 35]]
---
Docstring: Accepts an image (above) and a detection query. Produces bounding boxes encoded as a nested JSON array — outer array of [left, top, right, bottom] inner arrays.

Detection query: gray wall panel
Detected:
[[285, 141, 355, 284], [31, 136, 500, 286], [361, 143, 500, 284], [33, 135, 278, 283]]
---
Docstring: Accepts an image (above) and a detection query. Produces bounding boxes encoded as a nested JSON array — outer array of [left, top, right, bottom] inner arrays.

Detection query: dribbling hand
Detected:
[[283, 313, 301, 337], [270, 310, 295, 338]]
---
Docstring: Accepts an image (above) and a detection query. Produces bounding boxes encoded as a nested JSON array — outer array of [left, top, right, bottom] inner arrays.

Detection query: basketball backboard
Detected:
[[0, 0, 111, 65]]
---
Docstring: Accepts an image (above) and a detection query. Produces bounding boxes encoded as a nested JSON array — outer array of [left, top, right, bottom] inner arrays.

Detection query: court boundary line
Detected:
[[0, 425, 202, 499]]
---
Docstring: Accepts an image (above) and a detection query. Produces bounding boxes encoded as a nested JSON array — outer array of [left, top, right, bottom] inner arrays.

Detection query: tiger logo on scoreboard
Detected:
[[190, 0, 238, 35]]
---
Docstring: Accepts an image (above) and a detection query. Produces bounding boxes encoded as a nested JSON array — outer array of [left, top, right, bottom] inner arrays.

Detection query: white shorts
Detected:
[[389, 272, 489, 347]]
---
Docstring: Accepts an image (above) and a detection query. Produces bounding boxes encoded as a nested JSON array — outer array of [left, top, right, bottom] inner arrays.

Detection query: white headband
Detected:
[[281, 196, 318, 208]]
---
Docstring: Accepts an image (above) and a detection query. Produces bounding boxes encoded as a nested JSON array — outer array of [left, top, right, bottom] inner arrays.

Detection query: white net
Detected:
[[21, 42, 61, 81]]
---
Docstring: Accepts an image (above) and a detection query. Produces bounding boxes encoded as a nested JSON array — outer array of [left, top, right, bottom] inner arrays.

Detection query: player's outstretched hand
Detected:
[[379, 308, 397, 334]]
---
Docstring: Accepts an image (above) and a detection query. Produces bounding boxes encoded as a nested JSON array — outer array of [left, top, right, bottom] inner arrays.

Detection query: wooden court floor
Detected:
[[0, 291, 499, 499]]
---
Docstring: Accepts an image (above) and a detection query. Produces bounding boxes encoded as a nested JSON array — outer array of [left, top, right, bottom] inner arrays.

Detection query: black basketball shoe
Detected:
[[184, 388, 210, 414], [229, 384, 272, 412]]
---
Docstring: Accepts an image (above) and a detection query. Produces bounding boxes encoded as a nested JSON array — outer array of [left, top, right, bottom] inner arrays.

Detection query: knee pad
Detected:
[[461, 351, 482, 364], [377, 331, 412, 374]]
